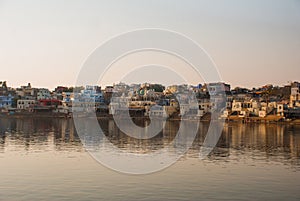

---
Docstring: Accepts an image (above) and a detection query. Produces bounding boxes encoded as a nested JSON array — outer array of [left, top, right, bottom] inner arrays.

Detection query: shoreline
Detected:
[[1, 112, 300, 124]]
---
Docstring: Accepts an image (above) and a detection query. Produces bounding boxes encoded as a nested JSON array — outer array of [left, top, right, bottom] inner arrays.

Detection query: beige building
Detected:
[[290, 82, 300, 107]]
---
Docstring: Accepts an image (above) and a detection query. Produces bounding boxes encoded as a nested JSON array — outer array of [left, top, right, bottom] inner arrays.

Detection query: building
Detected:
[[82, 85, 104, 104], [207, 82, 231, 96], [54, 86, 69, 93], [198, 98, 211, 113], [37, 88, 51, 100], [149, 105, 168, 117], [113, 82, 129, 95], [0, 95, 12, 108], [104, 86, 114, 104], [17, 99, 36, 111], [62, 92, 74, 107], [277, 103, 285, 116], [38, 99, 62, 107], [109, 96, 131, 115], [289, 82, 300, 107], [16, 83, 35, 98]]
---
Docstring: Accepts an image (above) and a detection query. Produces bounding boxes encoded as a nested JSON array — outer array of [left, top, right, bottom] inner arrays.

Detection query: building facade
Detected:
[[0, 95, 12, 108]]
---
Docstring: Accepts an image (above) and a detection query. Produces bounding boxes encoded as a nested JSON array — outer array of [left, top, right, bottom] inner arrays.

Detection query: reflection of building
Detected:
[[289, 134, 300, 158], [228, 123, 300, 162]]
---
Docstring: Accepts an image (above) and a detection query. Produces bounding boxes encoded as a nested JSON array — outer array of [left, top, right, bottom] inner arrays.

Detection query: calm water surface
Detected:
[[0, 118, 299, 201]]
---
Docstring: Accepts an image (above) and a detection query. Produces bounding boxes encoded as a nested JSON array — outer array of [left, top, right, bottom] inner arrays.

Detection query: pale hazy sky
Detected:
[[0, 0, 299, 90]]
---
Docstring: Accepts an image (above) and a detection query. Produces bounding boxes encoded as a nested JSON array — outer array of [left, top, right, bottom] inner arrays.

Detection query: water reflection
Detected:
[[0, 117, 299, 167], [0, 118, 83, 153], [223, 123, 300, 166]]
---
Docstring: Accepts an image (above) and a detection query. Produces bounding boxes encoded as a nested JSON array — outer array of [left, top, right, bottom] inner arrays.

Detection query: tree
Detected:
[[152, 84, 165, 92]]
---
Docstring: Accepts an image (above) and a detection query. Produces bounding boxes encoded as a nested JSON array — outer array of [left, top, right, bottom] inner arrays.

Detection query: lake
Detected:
[[0, 118, 299, 201]]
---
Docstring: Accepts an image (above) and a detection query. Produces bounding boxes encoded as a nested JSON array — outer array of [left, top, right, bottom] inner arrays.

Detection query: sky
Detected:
[[0, 0, 299, 90]]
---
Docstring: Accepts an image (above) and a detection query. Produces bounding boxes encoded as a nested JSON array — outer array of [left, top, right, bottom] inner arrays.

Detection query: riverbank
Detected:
[[0, 112, 70, 119], [1, 112, 300, 124]]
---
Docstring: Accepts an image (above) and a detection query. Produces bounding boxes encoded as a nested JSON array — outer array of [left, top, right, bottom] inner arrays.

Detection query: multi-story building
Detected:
[[73, 85, 104, 112], [207, 82, 231, 95], [0, 95, 13, 108], [62, 92, 74, 107], [37, 88, 51, 100], [17, 99, 36, 111], [290, 82, 300, 108], [82, 85, 104, 104], [16, 83, 35, 98]]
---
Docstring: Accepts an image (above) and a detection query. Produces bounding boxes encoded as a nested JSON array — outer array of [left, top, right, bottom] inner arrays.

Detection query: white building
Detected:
[[231, 99, 261, 116], [232, 100, 242, 112], [180, 103, 190, 116], [109, 96, 131, 115], [37, 88, 51, 100], [149, 105, 168, 117], [277, 103, 284, 116], [259, 110, 266, 117], [17, 99, 36, 110]]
